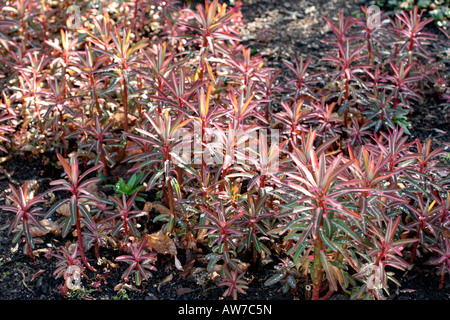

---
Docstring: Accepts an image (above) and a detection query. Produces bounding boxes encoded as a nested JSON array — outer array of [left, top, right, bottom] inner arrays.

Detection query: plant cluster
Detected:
[[0, 0, 448, 300], [373, 0, 449, 27]]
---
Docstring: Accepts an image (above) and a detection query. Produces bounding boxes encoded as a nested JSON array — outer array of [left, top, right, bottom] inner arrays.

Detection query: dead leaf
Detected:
[[401, 230, 415, 239], [33, 248, 49, 257], [107, 236, 119, 248], [67, 243, 78, 254], [57, 203, 70, 217], [57, 202, 89, 217], [442, 229, 450, 239], [121, 283, 141, 292], [237, 261, 250, 273], [397, 183, 406, 189], [179, 259, 196, 280], [174, 255, 183, 271], [0, 154, 12, 164], [158, 274, 173, 292], [153, 203, 171, 216], [113, 283, 123, 291], [211, 271, 221, 282], [143, 202, 153, 212], [40, 219, 60, 234], [124, 140, 142, 159], [85, 183, 99, 195], [26, 179, 39, 193], [100, 257, 120, 269], [179, 232, 197, 250], [145, 230, 177, 256], [30, 270, 45, 282], [20, 219, 59, 237], [176, 287, 195, 296], [114, 112, 137, 125]]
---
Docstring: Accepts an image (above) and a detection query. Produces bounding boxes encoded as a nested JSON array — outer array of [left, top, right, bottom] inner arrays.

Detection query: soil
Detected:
[[0, 0, 449, 301]]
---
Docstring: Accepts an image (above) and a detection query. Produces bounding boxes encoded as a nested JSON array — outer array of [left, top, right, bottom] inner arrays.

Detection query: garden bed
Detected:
[[0, 0, 449, 301]]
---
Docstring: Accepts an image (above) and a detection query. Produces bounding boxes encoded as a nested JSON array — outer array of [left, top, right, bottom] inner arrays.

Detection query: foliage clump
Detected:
[[0, 0, 448, 300]]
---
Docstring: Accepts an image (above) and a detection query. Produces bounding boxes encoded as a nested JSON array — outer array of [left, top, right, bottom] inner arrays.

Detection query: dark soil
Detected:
[[0, 0, 449, 301]]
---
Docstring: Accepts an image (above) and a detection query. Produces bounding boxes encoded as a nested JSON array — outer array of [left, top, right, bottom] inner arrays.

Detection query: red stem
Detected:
[[76, 204, 96, 272]]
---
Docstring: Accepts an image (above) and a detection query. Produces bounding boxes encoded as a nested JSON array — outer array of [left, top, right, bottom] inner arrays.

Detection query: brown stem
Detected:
[[91, 76, 102, 116], [123, 208, 129, 239], [121, 78, 129, 134], [201, 122, 207, 186], [176, 166, 184, 186], [94, 242, 101, 260], [99, 144, 108, 177], [162, 183, 169, 208], [311, 238, 324, 300], [409, 239, 419, 265]]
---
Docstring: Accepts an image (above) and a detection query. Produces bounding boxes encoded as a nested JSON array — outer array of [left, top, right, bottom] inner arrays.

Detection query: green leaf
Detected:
[[320, 250, 338, 292], [112, 220, 124, 237], [134, 271, 142, 286], [153, 213, 169, 223], [70, 195, 78, 220], [290, 238, 310, 265], [78, 202, 94, 226], [206, 253, 222, 272], [264, 272, 284, 286], [128, 174, 137, 190], [45, 198, 70, 218], [62, 214, 75, 238], [332, 219, 364, 245], [23, 222, 34, 249], [147, 170, 164, 191], [169, 176, 182, 200], [252, 234, 262, 253], [320, 227, 338, 252], [127, 219, 141, 238], [286, 274, 297, 289]]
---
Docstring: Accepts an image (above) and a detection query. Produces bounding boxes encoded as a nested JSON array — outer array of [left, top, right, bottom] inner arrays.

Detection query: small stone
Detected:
[[260, 255, 274, 266], [305, 6, 316, 14], [145, 293, 158, 300]]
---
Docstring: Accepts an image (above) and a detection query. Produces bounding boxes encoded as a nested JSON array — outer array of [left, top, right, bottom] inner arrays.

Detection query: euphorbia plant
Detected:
[[430, 236, 450, 290], [115, 238, 157, 286], [271, 144, 360, 300], [70, 44, 109, 117], [93, 27, 148, 134], [75, 116, 121, 177], [353, 217, 417, 300], [106, 191, 142, 244], [46, 153, 103, 271], [282, 56, 316, 104], [198, 200, 249, 299], [126, 110, 191, 233], [393, 6, 436, 64], [179, 0, 241, 77], [0, 0, 448, 301], [0, 181, 47, 258]]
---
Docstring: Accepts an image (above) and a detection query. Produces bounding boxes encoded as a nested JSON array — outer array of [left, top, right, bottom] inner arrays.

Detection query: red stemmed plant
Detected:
[[0, 1, 448, 301], [0, 181, 46, 258], [115, 238, 157, 286], [45, 154, 103, 271]]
